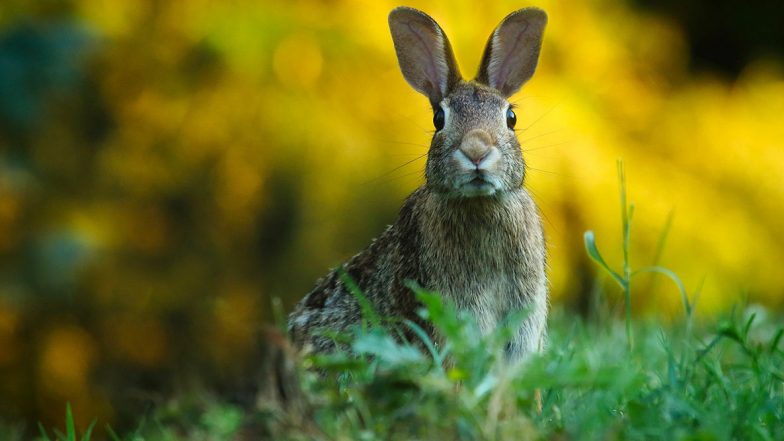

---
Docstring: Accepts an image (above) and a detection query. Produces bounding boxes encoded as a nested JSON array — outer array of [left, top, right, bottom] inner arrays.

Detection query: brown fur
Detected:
[[288, 7, 548, 361]]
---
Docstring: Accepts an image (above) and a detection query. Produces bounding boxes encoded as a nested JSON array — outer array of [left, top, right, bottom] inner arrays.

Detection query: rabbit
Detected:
[[288, 6, 548, 362]]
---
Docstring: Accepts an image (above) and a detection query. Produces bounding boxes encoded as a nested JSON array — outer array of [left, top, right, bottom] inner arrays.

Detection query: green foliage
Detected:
[[585, 159, 695, 350], [37, 403, 95, 441], [298, 292, 783, 441], [66, 297, 777, 441], [39, 298, 784, 440]]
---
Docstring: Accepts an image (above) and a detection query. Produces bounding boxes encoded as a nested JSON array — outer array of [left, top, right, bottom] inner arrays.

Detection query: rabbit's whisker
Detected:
[[521, 104, 558, 132], [519, 129, 562, 144], [524, 187, 556, 231], [523, 140, 571, 153], [373, 169, 425, 186], [525, 165, 560, 176], [383, 140, 430, 149], [364, 153, 428, 184]]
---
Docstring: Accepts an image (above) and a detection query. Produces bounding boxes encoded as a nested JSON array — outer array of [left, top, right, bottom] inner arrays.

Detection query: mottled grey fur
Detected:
[[288, 7, 548, 361]]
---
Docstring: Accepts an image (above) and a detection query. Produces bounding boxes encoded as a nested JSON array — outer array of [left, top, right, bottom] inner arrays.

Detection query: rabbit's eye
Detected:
[[433, 108, 445, 131], [506, 108, 517, 129]]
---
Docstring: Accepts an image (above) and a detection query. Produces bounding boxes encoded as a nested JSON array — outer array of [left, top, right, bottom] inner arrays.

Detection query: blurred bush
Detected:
[[0, 0, 781, 431]]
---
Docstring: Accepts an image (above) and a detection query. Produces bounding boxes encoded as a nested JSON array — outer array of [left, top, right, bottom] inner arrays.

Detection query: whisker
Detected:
[[522, 140, 572, 153], [381, 140, 430, 149], [388, 107, 431, 134], [519, 129, 562, 144], [525, 186, 557, 232], [364, 153, 428, 184], [525, 165, 560, 176], [520, 104, 558, 132], [385, 153, 430, 158], [510, 95, 548, 105], [371, 168, 426, 186]]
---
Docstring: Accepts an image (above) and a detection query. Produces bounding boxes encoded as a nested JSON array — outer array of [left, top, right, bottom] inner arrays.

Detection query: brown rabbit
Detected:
[[288, 7, 548, 361]]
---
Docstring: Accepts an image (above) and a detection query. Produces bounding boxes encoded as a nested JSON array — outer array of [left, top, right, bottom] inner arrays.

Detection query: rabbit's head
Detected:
[[389, 7, 546, 198]]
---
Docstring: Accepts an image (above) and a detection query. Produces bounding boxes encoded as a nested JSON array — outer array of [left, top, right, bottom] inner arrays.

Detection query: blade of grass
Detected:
[[633, 266, 691, 319], [652, 210, 675, 267], [81, 420, 95, 441], [66, 403, 75, 441], [618, 159, 633, 351], [338, 266, 381, 328], [583, 231, 624, 287], [105, 425, 121, 441], [646, 210, 675, 306], [402, 318, 444, 372], [37, 423, 51, 441], [770, 328, 784, 354]]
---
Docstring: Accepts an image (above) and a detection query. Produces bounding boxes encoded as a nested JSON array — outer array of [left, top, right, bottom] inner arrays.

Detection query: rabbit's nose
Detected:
[[459, 129, 494, 165]]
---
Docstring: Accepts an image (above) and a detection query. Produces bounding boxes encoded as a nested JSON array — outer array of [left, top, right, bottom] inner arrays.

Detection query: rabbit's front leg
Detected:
[[504, 304, 546, 413], [504, 294, 547, 362]]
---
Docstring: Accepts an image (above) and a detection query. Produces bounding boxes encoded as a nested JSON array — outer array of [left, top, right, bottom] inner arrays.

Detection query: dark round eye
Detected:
[[506, 107, 517, 129], [433, 107, 445, 131]]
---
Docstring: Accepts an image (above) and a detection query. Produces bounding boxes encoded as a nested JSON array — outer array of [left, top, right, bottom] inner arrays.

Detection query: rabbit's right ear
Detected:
[[389, 7, 461, 106]]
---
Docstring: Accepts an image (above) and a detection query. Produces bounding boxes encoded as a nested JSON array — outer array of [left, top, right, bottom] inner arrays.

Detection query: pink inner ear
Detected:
[[405, 21, 449, 96], [403, 21, 444, 96], [492, 21, 530, 93]]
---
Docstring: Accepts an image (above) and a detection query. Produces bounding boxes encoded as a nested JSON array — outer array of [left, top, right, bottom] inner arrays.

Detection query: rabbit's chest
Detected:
[[445, 272, 517, 335], [416, 190, 547, 334], [420, 222, 543, 334]]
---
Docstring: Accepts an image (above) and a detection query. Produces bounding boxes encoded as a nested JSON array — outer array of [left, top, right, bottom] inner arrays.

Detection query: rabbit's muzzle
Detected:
[[451, 129, 503, 197]]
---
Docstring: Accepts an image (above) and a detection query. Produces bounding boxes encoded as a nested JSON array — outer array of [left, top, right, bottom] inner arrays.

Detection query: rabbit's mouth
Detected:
[[456, 173, 500, 197]]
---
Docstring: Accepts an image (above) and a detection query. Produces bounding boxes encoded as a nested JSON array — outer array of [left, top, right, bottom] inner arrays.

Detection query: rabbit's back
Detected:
[[287, 191, 428, 353]]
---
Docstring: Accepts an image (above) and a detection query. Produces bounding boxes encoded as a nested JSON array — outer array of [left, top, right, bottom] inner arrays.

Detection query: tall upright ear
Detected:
[[389, 7, 462, 106], [476, 8, 547, 97]]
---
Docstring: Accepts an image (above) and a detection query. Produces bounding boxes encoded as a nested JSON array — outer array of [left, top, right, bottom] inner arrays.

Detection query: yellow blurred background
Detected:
[[0, 0, 782, 431]]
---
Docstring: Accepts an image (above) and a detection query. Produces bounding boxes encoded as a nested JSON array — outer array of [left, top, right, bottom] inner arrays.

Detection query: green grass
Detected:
[[35, 297, 784, 441], [584, 159, 695, 350], [293, 292, 783, 441], [36, 164, 784, 440], [36, 403, 95, 441], [47, 301, 779, 441]]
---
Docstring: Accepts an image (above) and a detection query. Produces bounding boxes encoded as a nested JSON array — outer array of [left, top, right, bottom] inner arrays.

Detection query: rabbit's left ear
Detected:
[[476, 8, 547, 97]]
